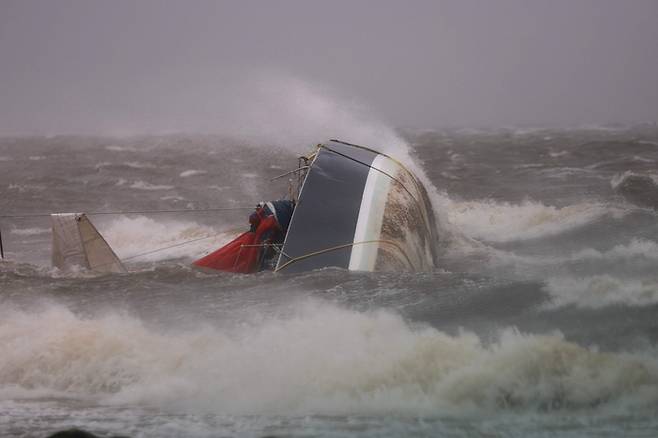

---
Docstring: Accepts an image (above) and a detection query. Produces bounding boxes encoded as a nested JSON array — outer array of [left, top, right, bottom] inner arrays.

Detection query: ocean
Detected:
[[1, 125, 657, 437]]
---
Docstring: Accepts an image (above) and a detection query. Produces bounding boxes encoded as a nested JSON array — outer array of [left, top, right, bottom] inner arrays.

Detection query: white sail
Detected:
[[51, 213, 126, 273]]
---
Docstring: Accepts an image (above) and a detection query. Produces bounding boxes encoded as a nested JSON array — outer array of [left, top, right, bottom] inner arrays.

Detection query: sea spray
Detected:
[[101, 216, 232, 262]]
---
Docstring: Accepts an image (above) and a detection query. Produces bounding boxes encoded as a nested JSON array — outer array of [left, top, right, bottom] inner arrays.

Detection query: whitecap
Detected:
[[94, 161, 113, 170], [179, 170, 207, 178], [102, 215, 230, 261], [105, 145, 137, 152], [10, 227, 49, 236], [548, 150, 568, 158], [159, 195, 186, 201], [124, 161, 156, 169], [7, 184, 46, 192], [546, 275, 658, 308], [446, 199, 617, 243], [611, 171, 658, 190], [129, 181, 174, 191]]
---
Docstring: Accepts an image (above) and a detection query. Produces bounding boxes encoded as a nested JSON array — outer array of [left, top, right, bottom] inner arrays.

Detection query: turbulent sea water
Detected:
[[1, 125, 658, 437]]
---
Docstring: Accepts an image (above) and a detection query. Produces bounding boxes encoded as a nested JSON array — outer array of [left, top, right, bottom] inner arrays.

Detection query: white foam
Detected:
[[159, 195, 186, 201], [546, 275, 658, 308], [179, 170, 207, 178], [7, 183, 46, 192], [0, 302, 656, 415], [445, 199, 614, 242], [101, 215, 231, 261], [124, 161, 156, 169], [632, 155, 654, 163], [105, 145, 138, 152], [10, 227, 49, 237], [129, 181, 174, 191], [569, 239, 658, 263]]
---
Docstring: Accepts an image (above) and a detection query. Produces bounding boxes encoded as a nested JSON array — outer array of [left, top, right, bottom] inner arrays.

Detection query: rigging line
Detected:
[[270, 166, 310, 181], [0, 206, 255, 219]]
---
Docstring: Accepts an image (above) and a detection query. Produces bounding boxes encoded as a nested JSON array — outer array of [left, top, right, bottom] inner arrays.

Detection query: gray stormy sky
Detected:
[[1, 0, 657, 135]]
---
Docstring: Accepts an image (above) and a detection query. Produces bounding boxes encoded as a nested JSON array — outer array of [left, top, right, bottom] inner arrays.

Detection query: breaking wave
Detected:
[[568, 239, 658, 264], [488, 239, 658, 271], [545, 275, 658, 308], [611, 171, 658, 191], [101, 216, 231, 262], [217, 73, 459, 250], [445, 199, 618, 243], [611, 171, 658, 209], [1, 301, 657, 416]]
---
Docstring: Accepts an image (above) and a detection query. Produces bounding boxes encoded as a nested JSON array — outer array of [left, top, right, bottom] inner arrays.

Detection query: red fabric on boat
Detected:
[[193, 231, 259, 273], [192, 216, 283, 273]]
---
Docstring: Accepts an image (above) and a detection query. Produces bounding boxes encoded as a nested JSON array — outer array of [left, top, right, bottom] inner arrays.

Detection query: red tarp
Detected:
[[193, 215, 282, 274], [192, 232, 260, 273]]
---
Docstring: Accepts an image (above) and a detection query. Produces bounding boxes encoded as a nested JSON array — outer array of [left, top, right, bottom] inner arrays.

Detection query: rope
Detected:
[[0, 206, 254, 219], [274, 239, 412, 272]]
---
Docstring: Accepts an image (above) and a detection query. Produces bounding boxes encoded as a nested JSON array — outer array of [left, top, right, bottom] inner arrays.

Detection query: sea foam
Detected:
[[0, 301, 656, 416], [445, 199, 617, 243], [101, 215, 232, 262], [546, 275, 658, 308]]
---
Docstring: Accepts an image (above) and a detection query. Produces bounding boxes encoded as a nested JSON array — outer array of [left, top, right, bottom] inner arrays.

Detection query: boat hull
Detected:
[[275, 140, 438, 273]]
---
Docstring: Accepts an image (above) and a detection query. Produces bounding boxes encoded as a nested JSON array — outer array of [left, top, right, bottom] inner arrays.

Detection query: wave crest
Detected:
[[546, 275, 658, 308], [102, 216, 230, 262], [446, 199, 615, 242], [1, 302, 656, 415]]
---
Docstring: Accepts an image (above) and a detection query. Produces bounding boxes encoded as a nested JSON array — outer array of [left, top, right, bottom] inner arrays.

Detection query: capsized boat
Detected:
[[194, 140, 439, 274]]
